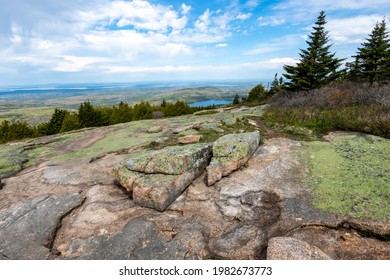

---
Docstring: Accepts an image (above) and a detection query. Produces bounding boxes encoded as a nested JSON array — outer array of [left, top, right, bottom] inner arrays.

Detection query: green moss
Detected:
[[0, 144, 28, 178], [303, 134, 390, 220]]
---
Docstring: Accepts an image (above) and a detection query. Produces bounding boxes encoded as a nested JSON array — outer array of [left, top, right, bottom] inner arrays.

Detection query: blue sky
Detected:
[[0, 0, 389, 86]]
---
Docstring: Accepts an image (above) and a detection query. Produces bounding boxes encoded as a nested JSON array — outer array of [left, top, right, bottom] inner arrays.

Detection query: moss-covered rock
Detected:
[[111, 164, 143, 192], [113, 143, 213, 211], [207, 131, 261, 186], [132, 171, 197, 212], [126, 143, 212, 175]]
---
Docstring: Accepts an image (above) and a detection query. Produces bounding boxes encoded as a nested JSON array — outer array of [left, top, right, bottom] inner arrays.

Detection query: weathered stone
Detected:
[[127, 143, 212, 175], [200, 122, 224, 133], [178, 129, 199, 136], [1, 105, 389, 262], [267, 237, 332, 260], [173, 124, 197, 134], [207, 131, 260, 186], [111, 164, 143, 192], [208, 223, 266, 259], [223, 118, 237, 126], [114, 143, 212, 211], [0, 193, 85, 260], [147, 126, 163, 133], [288, 226, 390, 260], [59, 216, 208, 260], [178, 135, 201, 144]]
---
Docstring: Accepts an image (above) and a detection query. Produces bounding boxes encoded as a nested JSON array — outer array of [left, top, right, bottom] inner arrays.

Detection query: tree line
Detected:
[[0, 100, 211, 144], [241, 10, 390, 104]]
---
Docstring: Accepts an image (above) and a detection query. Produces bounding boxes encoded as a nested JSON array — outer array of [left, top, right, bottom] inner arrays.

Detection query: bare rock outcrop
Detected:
[[0, 193, 85, 259], [267, 237, 332, 260], [112, 143, 212, 211], [206, 131, 260, 186]]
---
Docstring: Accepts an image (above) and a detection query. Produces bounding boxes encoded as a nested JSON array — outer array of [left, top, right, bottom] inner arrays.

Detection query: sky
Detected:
[[0, 0, 389, 86]]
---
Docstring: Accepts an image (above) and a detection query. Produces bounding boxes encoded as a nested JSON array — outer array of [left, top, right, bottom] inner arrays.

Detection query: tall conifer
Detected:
[[348, 18, 390, 85], [283, 11, 344, 91]]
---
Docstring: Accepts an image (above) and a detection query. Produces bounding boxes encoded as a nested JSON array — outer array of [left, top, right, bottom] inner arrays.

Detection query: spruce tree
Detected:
[[233, 94, 240, 104], [283, 11, 344, 91], [349, 18, 390, 85]]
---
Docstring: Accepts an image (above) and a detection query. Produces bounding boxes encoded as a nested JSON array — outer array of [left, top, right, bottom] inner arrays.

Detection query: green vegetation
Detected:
[[346, 18, 390, 85], [283, 11, 344, 91], [303, 134, 390, 220], [0, 99, 209, 144], [263, 81, 390, 138], [259, 12, 389, 140]]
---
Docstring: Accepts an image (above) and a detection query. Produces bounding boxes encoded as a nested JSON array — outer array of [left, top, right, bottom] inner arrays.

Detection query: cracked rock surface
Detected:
[[0, 108, 389, 260]]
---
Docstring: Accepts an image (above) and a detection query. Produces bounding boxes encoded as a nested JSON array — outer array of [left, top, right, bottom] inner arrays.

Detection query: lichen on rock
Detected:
[[207, 131, 261, 186], [112, 143, 212, 211]]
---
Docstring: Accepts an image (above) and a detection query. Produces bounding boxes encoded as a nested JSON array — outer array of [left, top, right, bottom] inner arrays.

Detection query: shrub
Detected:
[[263, 81, 390, 138]]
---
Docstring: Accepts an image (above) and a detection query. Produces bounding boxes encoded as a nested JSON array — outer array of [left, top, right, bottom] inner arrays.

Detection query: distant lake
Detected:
[[189, 99, 231, 107]]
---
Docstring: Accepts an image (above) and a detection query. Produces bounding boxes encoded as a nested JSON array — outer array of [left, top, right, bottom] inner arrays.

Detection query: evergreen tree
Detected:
[[60, 112, 80, 132], [46, 108, 68, 135], [78, 101, 103, 128], [233, 94, 240, 104], [247, 84, 267, 102], [349, 18, 390, 85], [283, 11, 344, 91], [269, 73, 285, 95]]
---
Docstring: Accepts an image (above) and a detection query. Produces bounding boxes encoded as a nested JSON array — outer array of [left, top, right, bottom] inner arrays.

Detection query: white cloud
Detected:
[[216, 43, 228, 47], [195, 9, 212, 32], [181, 3, 191, 15], [275, 0, 390, 11], [244, 35, 302, 55], [53, 56, 111, 72], [100, 57, 298, 75], [245, 0, 260, 8], [327, 15, 386, 44], [272, 0, 390, 24], [258, 16, 286, 26], [236, 13, 252, 20]]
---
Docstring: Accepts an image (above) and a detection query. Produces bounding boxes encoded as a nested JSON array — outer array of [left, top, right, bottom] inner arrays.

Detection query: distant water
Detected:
[[188, 99, 231, 107], [0, 81, 256, 103]]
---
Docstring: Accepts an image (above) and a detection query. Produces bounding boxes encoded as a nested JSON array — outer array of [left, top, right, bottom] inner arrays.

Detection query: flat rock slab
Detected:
[[59, 216, 208, 260], [113, 143, 212, 211], [267, 237, 332, 260], [0, 193, 85, 259], [207, 131, 260, 186], [126, 143, 212, 175]]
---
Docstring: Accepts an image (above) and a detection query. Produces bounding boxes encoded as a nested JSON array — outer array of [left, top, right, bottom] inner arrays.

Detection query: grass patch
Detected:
[[303, 134, 390, 220]]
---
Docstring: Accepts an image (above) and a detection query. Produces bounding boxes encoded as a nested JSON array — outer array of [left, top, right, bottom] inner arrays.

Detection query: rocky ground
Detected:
[[0, 106, 389, 260]]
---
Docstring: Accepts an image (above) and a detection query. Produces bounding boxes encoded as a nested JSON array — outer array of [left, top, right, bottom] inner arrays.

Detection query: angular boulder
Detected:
[[267, 237, 332, 260], [112, 143, 212, 211], [126, 144, 211, 175], [178, 135, 201, 144], [207, 131, 260, 186]]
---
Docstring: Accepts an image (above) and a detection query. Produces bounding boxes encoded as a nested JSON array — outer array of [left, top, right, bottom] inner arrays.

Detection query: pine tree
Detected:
[[349, 18, 390, 85], [233, 94, 240, 104], [247, 84, 266, 102], [269, 73, 284, 95], [46, 108, 68, 135], [283, 11, 344, 91], [78, 101, 103, 128]]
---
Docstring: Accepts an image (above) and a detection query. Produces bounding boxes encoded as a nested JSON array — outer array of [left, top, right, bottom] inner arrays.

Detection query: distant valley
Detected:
[[0, 81, 257, 125]]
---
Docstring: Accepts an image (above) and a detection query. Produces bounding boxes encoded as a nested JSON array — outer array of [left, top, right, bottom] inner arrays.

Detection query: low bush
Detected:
[[263, 81, 390, 138]]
